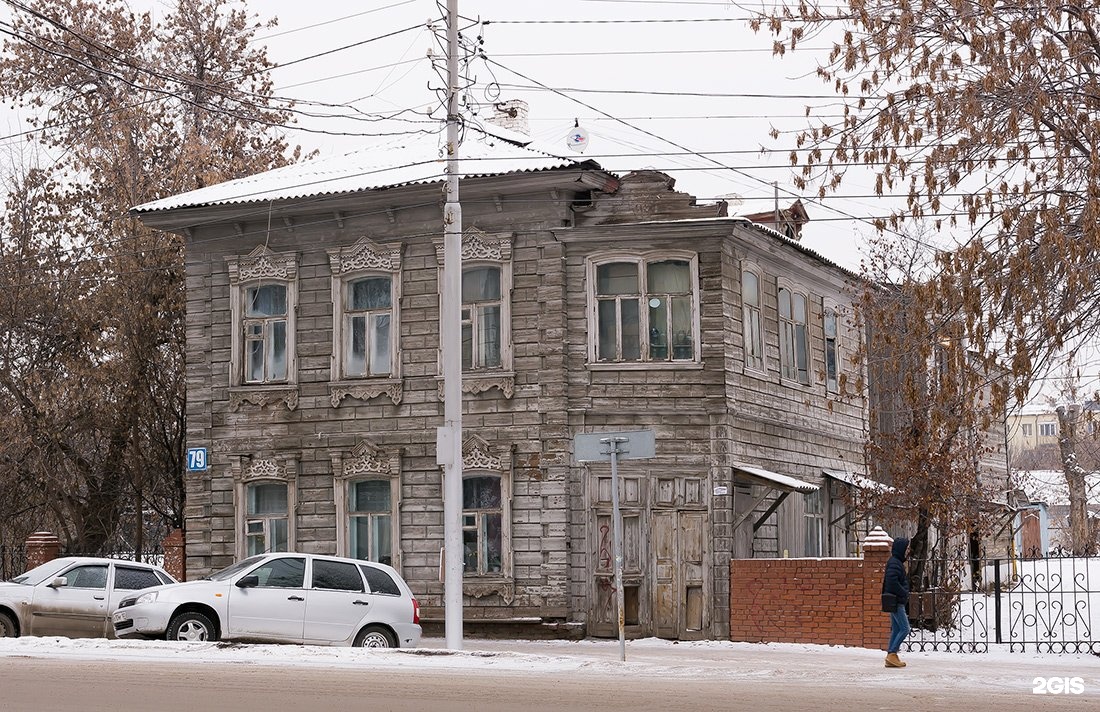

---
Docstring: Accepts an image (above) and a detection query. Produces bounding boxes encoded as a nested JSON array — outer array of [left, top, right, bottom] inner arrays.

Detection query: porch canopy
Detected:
[[730, 463, 818, 534], [821, 468, 893, 493]]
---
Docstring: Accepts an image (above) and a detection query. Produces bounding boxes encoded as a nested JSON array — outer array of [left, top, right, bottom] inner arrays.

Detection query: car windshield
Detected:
[[206, 556, 265, 581], [8, 559, 71, 585]]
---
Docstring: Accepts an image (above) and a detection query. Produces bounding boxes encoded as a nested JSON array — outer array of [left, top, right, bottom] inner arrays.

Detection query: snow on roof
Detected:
[[822, 469, 894, 493], [1015, 469, 1100, 506], [131, 125, 597, 214], [732, 463, 818, 493]]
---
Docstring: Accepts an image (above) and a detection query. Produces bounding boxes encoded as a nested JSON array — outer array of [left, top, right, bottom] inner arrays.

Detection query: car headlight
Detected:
[[135, 591, 159, 606]]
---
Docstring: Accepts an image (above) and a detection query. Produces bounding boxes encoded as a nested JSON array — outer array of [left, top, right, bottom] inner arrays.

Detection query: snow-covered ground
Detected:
[[1, 634, 1098, 696]]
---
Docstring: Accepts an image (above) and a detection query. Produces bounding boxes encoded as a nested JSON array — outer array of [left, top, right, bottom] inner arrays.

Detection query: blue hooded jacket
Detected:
[[883, 537, 910, 604]]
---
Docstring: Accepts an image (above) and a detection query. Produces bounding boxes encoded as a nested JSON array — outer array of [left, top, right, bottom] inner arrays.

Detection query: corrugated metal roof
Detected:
[[732, 463, 819, 493], [822, 468, 894, 493], [132, 126, 594, 214]]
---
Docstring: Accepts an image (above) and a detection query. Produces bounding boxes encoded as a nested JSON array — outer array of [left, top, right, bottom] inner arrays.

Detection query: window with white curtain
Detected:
[[246, 482, 289, 556], [344, 276, 393, 377], [591, 254, 698, 364], [779, 286, 810, 384], [462, 266, 502, 370], [348, 479, 393, 566], [244, 284, 288, 383]]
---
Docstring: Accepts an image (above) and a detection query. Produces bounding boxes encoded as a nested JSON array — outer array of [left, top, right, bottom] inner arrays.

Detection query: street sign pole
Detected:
[[573, 430, 654, 663], [606, 436, 627, 662]]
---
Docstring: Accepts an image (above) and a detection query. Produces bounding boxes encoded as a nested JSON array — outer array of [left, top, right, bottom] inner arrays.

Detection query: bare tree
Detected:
[[0, 0, 300, 553]]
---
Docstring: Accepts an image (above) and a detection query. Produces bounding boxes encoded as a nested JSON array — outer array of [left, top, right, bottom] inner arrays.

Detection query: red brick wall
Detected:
[[730, 545, 892, 649]]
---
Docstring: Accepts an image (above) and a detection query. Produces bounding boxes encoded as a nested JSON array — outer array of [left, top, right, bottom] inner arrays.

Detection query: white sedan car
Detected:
[[113, 552, 421, 648], [0, 557, 177, 639]]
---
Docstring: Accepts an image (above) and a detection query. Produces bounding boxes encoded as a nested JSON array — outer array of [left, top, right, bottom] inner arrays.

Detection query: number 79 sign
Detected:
[[186, 447, 208, 472]]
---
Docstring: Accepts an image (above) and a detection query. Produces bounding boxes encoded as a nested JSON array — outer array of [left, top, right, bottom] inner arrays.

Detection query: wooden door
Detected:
[[653, 509, 708, 640]]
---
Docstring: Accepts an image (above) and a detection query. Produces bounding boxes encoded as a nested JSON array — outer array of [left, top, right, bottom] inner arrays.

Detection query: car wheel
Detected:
[[354, 625, 396, 648], [0, 611, 18, 638], [166, 611, 218, 642]]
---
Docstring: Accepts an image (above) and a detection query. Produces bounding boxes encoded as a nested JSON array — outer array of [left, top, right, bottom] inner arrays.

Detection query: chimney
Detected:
[[486, 99, 530, 136]]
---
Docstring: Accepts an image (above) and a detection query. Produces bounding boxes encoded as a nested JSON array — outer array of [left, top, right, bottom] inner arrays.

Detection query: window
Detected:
[[778, 286, 810, 384], [244, 284, 288, 383], [463, 475, 503, 575], [249, 557, 305, 588], [804, 491, 824, 556], [824, 307, 839, 393], [349, 480, 393, 566], [227, 246, 298, 390], [360, 565, 401, 596], [114, 566, 162, 591], [1021, 423, 1033, 436], [591, 254, 698, 363], [329, 237, 402, 389], [246, 483, 289, 556], [462, 266, 502, 370], [1039, 422, 1057, 437], [64, 565, 107, 589], [311, 560, 364, 592], [742, 268, 764, 372], [344, 277, 393, 377]]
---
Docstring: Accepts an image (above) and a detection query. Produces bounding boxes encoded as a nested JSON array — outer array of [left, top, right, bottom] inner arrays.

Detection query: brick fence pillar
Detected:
[[861, 526, 894, 649], [24, 531, 61, 571], [161, 529, 186, 582]]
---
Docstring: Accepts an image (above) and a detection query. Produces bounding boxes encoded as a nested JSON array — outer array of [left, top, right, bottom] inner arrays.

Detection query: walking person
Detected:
[[883, 536, 911, 668]]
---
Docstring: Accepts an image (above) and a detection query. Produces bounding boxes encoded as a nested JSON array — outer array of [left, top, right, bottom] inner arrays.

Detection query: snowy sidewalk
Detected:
[[0, 634, 1097, 699]]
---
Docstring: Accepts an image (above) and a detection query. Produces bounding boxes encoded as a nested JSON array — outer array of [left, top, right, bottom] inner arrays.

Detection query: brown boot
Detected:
[[885, 652, 906, 668]]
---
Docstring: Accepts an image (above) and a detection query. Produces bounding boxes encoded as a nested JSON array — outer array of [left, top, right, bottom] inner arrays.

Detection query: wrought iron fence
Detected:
[[904, 547, 1099, 654], [1, 544, 26, 581]]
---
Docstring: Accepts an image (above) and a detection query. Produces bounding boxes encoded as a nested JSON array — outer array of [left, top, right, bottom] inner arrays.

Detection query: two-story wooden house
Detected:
[[133, 111, 870, 640]]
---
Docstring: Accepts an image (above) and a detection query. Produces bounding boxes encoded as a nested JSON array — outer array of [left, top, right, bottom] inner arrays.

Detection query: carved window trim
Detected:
[[331, 440, 403, 572], [328, 237, 404, 406], [433, 228, 515, 398], [226, 246, 300, 410], [231, 455, 299, 560]]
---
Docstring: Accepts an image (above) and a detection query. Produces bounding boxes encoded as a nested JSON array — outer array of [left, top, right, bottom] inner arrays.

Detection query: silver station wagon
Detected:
[[113, 552, 421, 648], [0, 557, 178, 639]]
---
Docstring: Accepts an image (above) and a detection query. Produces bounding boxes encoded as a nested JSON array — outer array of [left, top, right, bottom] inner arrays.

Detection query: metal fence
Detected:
[[1, 544, 26, 581], [904, 548, 1099, 654]]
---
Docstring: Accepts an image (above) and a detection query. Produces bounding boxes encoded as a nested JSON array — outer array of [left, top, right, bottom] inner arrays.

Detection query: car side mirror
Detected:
[[47, 576, 68, 588], [236, 575, 259, 589]]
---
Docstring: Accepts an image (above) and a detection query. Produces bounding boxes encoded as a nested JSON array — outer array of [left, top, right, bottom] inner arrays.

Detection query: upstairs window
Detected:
[[462, 266, 503, 370], [742, 267, 764, 372], [824, 306, 839, 393], [779, 286, 810, 384], [345, 276, 393, 377], [591, 254, 698, 364], [1039, 422, 1057, 437], [244, 285, 288, 383]]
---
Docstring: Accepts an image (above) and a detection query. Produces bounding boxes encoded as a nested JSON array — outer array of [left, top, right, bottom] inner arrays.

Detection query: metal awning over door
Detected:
[[730, 463, 818, 534]]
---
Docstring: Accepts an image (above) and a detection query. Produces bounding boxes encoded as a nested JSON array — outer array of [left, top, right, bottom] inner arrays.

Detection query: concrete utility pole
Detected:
[[438, 0, 465, 649]]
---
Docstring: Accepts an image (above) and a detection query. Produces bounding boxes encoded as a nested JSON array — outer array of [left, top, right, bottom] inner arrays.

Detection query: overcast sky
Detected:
[[0, 0, 880, 270]]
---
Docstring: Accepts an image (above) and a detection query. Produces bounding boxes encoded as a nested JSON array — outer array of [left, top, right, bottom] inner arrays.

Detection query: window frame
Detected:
[[232, 456, 298, 561], [227, 246, 299, 389], [328, 237, 403, 386], [586, 250, 701, 367], [822, 298, 843, 394], [804, 490, 824, 557], [443, 434, 512, 580], [434, 229, 514, 375], [741, 261, 766, 374], [332, 441, 402, 571], [461, 264, 505, 371], [1039, 422, 1057, 437], [777, 278, 811, 386]]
